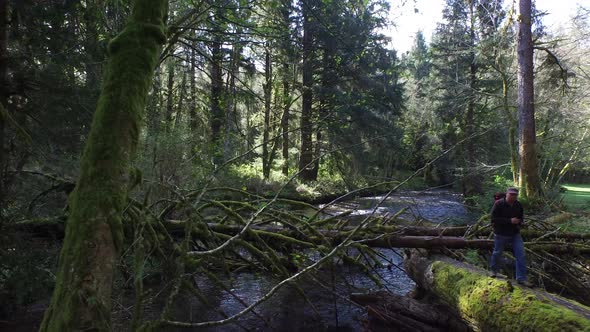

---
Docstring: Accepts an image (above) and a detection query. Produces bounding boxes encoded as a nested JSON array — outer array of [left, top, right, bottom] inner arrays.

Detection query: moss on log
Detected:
[[405, 252, 590, 332]]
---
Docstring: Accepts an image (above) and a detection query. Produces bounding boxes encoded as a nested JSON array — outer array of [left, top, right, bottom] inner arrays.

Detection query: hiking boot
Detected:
[[517, 280, 533, 287], [489, 270, 498, 278]]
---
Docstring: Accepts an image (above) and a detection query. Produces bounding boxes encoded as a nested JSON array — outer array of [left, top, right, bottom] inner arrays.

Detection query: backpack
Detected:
[[494, 192, 506, 202]]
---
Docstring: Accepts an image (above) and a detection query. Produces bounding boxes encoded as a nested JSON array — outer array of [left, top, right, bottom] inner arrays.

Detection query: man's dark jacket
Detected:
[[491, 198, 524, 236]]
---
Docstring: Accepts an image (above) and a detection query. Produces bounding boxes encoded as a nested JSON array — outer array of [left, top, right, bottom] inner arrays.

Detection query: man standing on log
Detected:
[[489, 187, 533, 286]]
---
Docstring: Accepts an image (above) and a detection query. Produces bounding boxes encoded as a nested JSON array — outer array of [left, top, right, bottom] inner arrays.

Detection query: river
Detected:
[[111, 189, 476, 331]]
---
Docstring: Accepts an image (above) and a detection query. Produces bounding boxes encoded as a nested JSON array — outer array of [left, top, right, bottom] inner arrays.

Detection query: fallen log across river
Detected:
[[8, 218, 590, 255], [401, 250, 590, 332]]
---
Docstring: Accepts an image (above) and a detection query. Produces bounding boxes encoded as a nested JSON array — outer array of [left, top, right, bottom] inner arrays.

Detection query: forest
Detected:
[[1, 0, 590, 331]]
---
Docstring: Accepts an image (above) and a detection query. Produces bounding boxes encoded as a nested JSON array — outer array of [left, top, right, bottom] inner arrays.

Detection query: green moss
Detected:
[[39, 0, 169, 331], [431, 261, 590, 331]]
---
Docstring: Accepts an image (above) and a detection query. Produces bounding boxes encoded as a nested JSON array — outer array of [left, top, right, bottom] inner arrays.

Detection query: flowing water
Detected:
[[320, 189, 477, 225], [113, 189, 476, 331]]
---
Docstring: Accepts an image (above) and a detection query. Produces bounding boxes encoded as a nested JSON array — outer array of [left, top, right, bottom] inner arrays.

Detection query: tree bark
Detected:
[[404, 252, 590, 331], [502, 74, 519, 185], [174, 69, 187, 130], [189, 39, 198, 133], [0, 0, 9, 219], [281, 72, 290, 176], [210, 14, 224, 166], [298, 0, 315, 181], [263, 46, 272, 179], [83, 1, 102, 92], [39, 1, 168, 330], [517, 0, 542, 197], [165, 59, 175, 133], [463, 1, 482, 197], [280, 0, 291, 177]]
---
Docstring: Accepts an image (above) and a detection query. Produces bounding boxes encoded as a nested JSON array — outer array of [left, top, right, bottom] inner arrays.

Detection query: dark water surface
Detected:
[[126, 248, 413, 332]]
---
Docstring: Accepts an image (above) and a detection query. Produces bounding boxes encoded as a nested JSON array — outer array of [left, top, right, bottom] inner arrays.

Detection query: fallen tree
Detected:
[[9, 218, 590, 248], [351, 291, 470, 332], [361, 235, 590, 254], [404, 250, 590, 332]]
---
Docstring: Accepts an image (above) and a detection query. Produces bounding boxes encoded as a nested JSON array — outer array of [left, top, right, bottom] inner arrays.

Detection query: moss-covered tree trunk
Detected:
[[39, 1, 168, 330], [405, 252, 590, 331]]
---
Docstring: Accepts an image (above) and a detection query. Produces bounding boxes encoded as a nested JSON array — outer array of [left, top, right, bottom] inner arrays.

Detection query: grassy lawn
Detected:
[[561, 184, 590, 210]]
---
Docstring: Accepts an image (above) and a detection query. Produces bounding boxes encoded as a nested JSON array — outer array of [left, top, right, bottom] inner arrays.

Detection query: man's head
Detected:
[[506, 187, 519, 204]]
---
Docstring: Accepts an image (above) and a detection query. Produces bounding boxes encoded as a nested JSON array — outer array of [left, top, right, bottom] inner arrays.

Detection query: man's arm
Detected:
[[491, 202, 510, 225]]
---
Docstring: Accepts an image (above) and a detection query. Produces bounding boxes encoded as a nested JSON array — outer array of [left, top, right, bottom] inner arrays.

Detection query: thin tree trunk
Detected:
[[0, 0, 9, 219], [299, 0, 314, 181], [174, 69, 187, 130], [39, 1, 168, 330], [84, 1, 101, 92], [463, 0, 481, 197], [280, 0, 291, 177], [189, 40, 198, 133], [223, 43, 242, 160], [210, 23, 224, 165], [263, 46, 272, 179], [311, 130, 321, 180], [501, 74, 519, 185], [165, 59, 175, 133], [517, 0, 541, 197], [281, 67, 290, 176], [222, 28, 241, 161]]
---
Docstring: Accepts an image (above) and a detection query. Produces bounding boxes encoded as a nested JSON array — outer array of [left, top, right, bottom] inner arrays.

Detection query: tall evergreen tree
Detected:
[[517, 0, 541, 197]]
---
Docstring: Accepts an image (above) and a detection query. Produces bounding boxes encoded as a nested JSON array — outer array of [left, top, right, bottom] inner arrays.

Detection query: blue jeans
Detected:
[[490, 233, 527, 281]]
